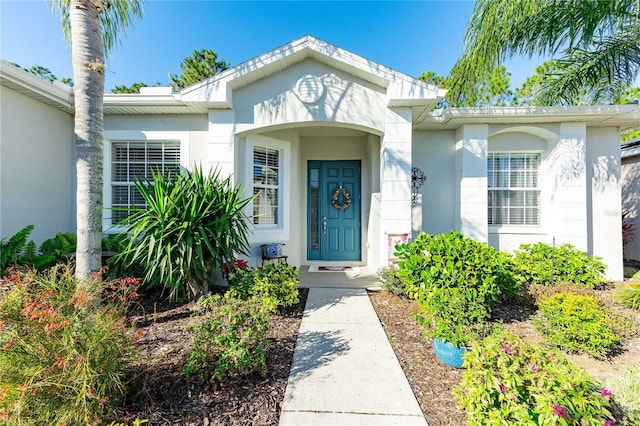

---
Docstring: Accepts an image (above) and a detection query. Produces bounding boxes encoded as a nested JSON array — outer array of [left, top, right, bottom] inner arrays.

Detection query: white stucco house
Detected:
[[622, 137, 640, 263], [1, 35, 639, 280]]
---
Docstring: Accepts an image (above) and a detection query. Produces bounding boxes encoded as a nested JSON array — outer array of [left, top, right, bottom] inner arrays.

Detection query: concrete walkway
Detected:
[[279, 287, 428, 425]]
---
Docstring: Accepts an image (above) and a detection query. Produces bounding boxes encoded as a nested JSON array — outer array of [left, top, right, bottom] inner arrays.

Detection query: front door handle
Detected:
[[323, 216, 327, 234]]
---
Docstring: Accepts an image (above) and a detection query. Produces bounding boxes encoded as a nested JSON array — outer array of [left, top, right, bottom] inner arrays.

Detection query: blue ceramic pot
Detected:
[[432, 338, 468, 368]]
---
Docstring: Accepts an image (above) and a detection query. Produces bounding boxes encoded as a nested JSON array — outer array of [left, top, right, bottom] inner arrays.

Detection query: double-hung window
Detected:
[[110, 140, 180, 224], [488, 153, 540, 226], [252, 146, 280, 226]]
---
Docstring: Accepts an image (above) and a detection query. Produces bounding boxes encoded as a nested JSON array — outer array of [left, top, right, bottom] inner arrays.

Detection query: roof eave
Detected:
[[0, 60, 74, 113]]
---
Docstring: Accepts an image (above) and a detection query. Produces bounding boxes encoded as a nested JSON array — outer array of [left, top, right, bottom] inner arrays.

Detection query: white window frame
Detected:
[[487, 151, 542, 230], [103, 131, 189, 233], [244, 135, 290, 241]]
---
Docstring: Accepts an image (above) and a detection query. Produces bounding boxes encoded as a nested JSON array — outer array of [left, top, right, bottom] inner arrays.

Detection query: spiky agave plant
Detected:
[[116, 167, 253, 301]]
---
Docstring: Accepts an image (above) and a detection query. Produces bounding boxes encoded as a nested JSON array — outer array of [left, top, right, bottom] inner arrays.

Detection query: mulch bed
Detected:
[[119, 288, 308, 425], [368, 290, 467, 426]]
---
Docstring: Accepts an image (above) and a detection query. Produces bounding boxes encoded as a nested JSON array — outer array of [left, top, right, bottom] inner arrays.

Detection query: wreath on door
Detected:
[[331, 186, 352, 211]]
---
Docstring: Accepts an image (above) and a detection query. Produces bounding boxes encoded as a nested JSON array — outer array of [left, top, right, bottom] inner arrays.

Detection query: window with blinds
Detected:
[[488, 153, 540, 226], [253, 146, 280, 225], [111, 141, 180, 224]]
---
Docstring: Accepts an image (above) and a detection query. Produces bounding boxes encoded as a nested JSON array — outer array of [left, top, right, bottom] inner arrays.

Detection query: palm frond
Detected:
[[448, 0, 639, 105], [49, 0, 144, 55], [537, 24, 640, 105]]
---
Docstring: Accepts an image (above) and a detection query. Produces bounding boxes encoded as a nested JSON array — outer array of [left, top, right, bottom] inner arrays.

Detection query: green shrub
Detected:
[[513, 242, 606, 288], [184, 292, 271, 382], [633, 270, 640, 282], [0, 225, 34, 275], [116, 167, 253, 301], [396, 231, 517, 307], [624, 266, 639, 279], [0, 265, 138, 425], [395, 231, 515, 347], [455, 330, 616, 425], [528, 281, 596, 305], [607, 364, 640, 425], [616, 284, 640, 310], [377, 265, 405, 296], [535, 293, 620, 357], [227, 263, 299, 312]]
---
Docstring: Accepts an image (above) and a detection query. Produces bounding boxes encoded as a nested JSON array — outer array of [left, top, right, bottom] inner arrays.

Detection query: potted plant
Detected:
[[396, 232, 514, 368], [417, 289, 491, 368]]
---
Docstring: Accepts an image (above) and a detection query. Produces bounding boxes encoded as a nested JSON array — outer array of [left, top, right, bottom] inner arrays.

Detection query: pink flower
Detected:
[[500, 344, 515, 355], [530, 363, 540, 373], [601, 388, 613, 398], [499, 383, 506, 393], [604, 420, 615, 426], [551, 404, 567, 419]]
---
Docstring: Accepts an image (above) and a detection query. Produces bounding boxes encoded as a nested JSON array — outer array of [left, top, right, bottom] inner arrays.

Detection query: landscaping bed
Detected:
[[119, 288, 308, 425]]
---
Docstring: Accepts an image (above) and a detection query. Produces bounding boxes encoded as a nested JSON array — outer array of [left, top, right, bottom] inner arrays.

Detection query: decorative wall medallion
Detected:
[[295, 74, 324, 104]]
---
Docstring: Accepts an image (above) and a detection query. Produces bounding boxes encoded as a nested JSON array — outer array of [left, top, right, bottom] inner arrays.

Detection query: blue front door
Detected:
[[308, 160, 361, 261]]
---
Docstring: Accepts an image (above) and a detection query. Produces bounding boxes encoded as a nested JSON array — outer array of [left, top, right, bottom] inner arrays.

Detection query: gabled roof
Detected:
[[178, 35, 446, 112], [104, 35, 446, 118], [0, 60, 74, 114]]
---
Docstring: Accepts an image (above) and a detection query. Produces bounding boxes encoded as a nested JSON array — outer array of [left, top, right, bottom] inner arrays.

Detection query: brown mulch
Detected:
[[368, 290, 467, 426], [119, 287, 469, 426], [118, 284, 639, 425], [119, 288, 308, 425]]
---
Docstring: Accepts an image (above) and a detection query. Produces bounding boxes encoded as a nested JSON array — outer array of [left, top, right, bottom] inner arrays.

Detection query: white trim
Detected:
[[102, 131, 190, 233], [244, 135, 291, 242]]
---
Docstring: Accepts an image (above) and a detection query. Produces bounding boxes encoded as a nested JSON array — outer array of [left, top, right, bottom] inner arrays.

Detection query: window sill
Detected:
[[489, 226, 546, 235]]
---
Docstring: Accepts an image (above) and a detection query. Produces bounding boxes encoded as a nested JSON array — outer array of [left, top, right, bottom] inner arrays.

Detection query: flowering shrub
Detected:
[[607, 364, 640, 425], [184, 292, 271, 382], [0, 265, 138, 425], [227, 263, 299, 312], [455, 330, 616, 425], [535, 293, 620, 357]]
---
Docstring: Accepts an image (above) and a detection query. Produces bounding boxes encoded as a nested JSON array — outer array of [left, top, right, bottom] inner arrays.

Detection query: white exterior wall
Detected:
[[233, 60, 387, 135], [545, 123, 589, 250], [412, 130, 456, 234], [455, 124, 488, 241], [379, 107, 412, 267], [622, 152, 640, 262], [587, 128, 623, 280], [0, 86, 74, 244]]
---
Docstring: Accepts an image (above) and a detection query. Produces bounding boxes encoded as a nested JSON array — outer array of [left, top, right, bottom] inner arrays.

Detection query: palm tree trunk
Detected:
[[70, 0, 104, 280]]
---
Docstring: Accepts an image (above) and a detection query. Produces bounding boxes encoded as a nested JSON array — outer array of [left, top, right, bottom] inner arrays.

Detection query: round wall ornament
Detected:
[[295, 74, 324, 104], [331, 186, 352, 211]]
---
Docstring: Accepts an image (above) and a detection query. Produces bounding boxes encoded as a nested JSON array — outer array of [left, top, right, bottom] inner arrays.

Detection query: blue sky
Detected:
[[0, 1, 544, 92]]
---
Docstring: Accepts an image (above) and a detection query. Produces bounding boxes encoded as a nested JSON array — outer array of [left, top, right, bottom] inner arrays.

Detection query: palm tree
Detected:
[[50, 0, 143, 280], [448, 0, 640, 106]]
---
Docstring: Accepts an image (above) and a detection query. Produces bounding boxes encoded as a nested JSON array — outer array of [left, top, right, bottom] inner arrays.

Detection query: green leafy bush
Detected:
[[607, 364, 640, 425], [633, 270, 640, 282], [528, 281, 596, 305], [535, 293, 620, 357], [623, 266, 639, 279], [0, 265, 138, 424], [0, 225, 35, 275], [184, 292, 271, 382], [616, 283, 640, 310], [395, 231, 515, 347], [513, 242, 606, 288], [227, 263, 299, 312], [377, 265, 405, 296], [455, 330, 616, 425], [116, 167, 253, 301]]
